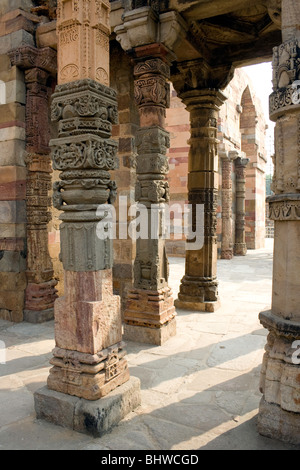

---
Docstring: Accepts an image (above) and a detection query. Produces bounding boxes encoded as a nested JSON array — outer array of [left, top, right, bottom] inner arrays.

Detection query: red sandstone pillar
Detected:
[[123, 45, 177, 345], [34, 0, 140, 437], [9, 46, 58, 323], [172, 60, 233, 312]]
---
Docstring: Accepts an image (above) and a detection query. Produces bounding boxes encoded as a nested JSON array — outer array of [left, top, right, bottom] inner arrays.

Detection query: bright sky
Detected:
[[242, 62, 275, 169]]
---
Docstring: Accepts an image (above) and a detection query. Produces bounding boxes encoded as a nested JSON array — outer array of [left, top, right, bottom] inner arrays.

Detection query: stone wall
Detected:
[[0, 7, 37, 321]]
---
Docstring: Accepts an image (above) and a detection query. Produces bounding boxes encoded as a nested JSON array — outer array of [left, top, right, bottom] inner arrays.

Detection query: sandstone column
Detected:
[[123, 47, 177, 345], [34, 0, 140, 437], [234, 156, 249, 256], [172, 60, 232, 312], [9, 46, 58, 323], [258, 0, 300, 445], [115, 7, 188, 344], [220, 151, 236, 260]]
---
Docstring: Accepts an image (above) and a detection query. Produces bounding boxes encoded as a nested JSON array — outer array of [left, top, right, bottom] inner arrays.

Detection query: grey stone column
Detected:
[[234, 156, 249, 256], [123, 48, 177, 346], [257, 0, 300, 445], [221, 151, 236, 260], [172, 60, 233, 312]]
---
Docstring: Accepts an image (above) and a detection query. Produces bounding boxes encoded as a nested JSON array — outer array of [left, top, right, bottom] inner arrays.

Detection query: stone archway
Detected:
[[240, 85, 267, 251]]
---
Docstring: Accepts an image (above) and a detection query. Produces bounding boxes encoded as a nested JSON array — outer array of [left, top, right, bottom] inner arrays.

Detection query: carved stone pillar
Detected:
[[123, 47, 176, 345], [172, 60, 232, 312], [257, 0, 300, 445], [115, 6, 188, 343], [9, 46, 58, 323], [220, 151, 236, 260], [34, 0, 140, 437], [234, 156, 249, 256]]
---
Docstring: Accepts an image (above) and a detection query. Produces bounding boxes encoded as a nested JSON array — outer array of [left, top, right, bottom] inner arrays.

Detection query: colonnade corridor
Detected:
[[0, 238, 297, 450]]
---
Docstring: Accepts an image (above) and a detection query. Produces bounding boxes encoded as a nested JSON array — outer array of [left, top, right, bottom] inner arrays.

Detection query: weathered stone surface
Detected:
[[54, 270, 122, 354], [0, 251, 26, 272], [124, 317, 176, 346], [258, 398, 300, 446], [0, 30, 34, 55], [34, 376, 141, 437], [258, 0, 300, 445], [41, 1, 133, 412], [23, 308, 54, 324]]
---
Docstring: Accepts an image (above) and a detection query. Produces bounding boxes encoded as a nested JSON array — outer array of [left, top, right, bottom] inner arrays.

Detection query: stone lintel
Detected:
[[34, 377, 141, 437]]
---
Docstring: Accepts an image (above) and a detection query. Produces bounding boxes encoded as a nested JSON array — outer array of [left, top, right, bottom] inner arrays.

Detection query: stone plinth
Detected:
[[124, 286, 176, 345], [34, 377, 141, 437]]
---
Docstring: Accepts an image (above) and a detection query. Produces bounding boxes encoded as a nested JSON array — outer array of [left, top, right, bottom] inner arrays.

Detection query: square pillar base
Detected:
[[174, 298, 221, 313], [23, 308, 54, 324], [34, 376, 141, 437], [258, 398, 300, 447], [123, 317, 177, 345]]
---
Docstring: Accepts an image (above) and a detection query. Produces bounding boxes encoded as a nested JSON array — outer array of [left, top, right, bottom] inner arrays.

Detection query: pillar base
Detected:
[[234, 243, 247, 256], [34, 376, 141, 437], [123, 287, 176, 345], [258, 398, 300, 446], [23, 308, 54, 324], [47, 343, 129, 401], [174, 298, 220, 312], [221, 249, 233, 260], [123, 317, 177, 345]]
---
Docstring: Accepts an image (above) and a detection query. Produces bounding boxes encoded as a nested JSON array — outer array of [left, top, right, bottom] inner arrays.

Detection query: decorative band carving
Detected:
[[268, 195, 300, 220]]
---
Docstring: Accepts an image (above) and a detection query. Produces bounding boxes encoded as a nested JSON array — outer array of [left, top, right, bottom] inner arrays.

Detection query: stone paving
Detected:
[[0, 239, 298, 450]]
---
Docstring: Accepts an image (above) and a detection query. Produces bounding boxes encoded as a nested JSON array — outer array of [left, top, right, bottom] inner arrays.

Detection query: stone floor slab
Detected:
[[0, 239, 298, 449]]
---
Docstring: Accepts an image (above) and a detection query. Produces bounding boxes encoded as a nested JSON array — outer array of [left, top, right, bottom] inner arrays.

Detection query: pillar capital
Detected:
[[8, 45, 57, 76], [171, 59, 234, 101], [235, 156, 250, 169]]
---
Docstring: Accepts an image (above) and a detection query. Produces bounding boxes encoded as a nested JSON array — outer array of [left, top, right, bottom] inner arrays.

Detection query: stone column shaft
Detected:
[[8, 46, 58, 323], [123, 48, 176, 345], [221, 154, 234, 260], [258, 0, 300, 445], [234, 157, 249, 256], [172, 82, 227, 312]]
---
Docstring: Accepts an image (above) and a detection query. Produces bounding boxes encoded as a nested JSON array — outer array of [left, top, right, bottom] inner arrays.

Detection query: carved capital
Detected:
[[171, 59, 234, 99], [8, 45, 57, 76], [134, 58, 170, 109], [235, 157, 250, 172]]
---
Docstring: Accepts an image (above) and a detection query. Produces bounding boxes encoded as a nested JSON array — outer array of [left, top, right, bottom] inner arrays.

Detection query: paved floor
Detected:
[[0, 239, 298, 450]]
